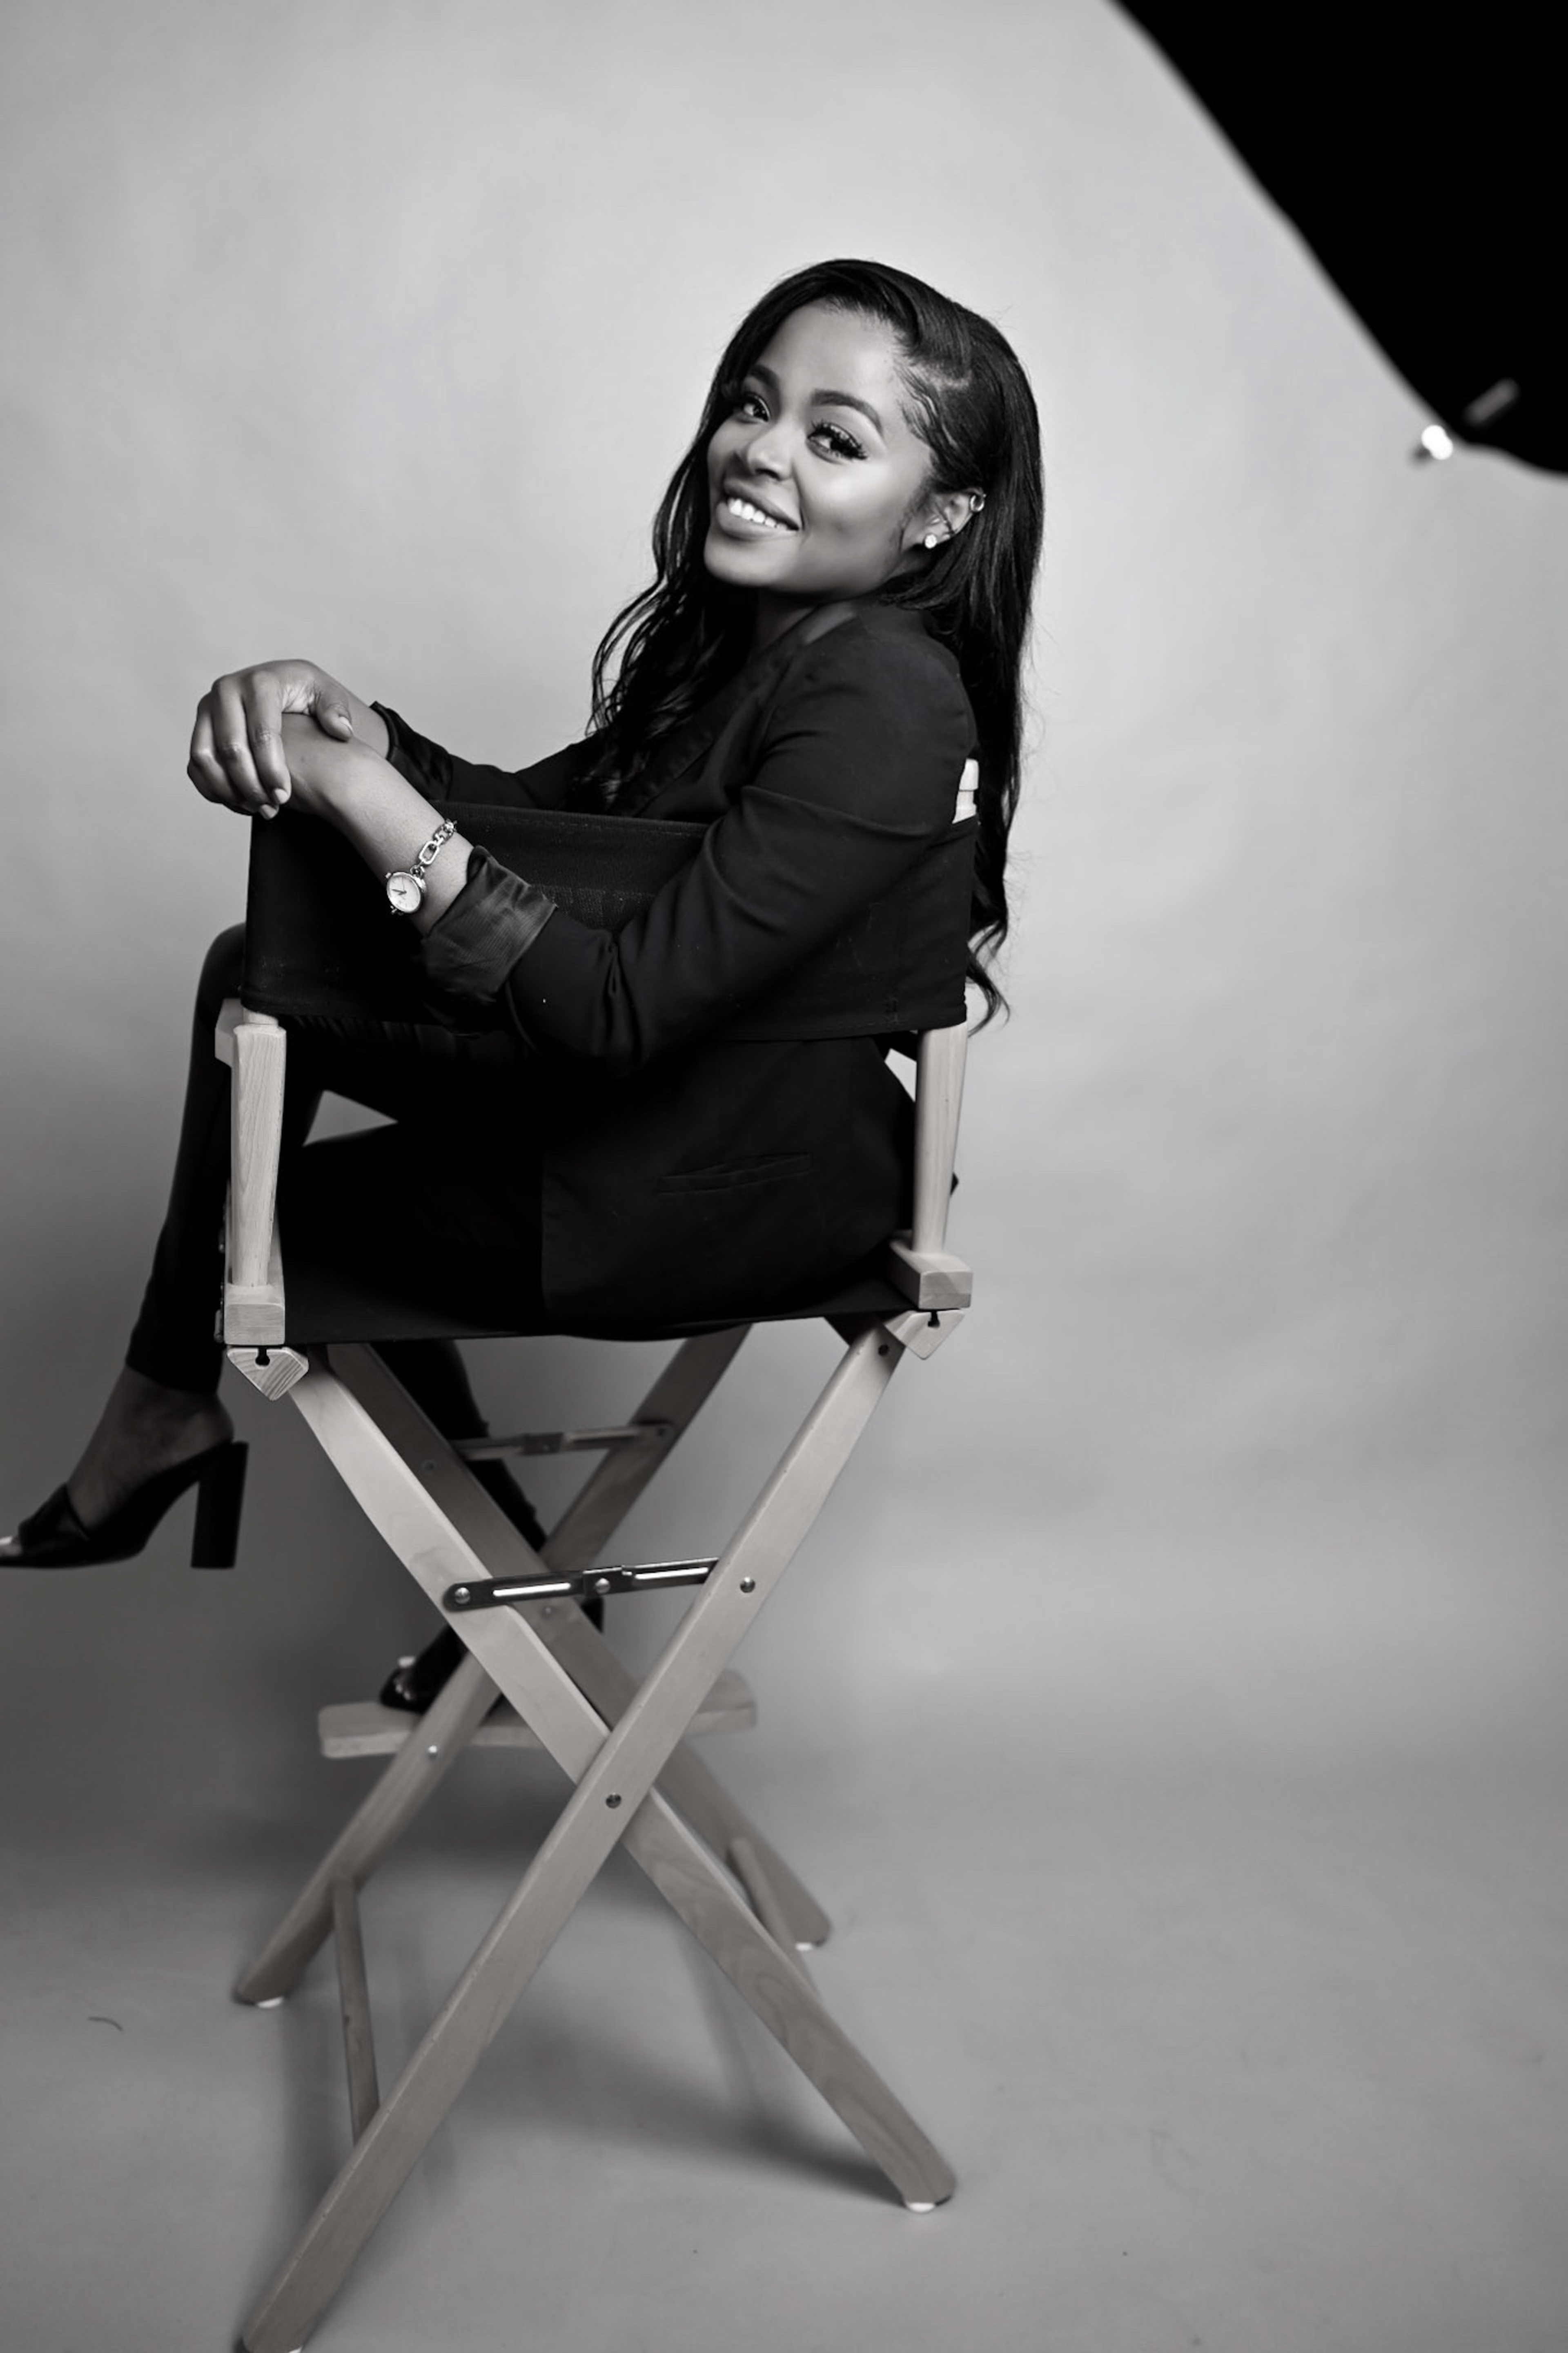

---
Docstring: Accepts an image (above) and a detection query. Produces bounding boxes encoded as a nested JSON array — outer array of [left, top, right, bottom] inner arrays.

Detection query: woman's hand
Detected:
[[187, 659, 388, 818]]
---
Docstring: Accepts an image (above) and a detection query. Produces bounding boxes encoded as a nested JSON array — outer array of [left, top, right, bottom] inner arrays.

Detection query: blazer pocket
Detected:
[[656, 1152, 812, 1196]]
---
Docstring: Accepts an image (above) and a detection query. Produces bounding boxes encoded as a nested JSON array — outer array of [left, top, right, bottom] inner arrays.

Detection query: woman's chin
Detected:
[[701, 529, 761, 586]]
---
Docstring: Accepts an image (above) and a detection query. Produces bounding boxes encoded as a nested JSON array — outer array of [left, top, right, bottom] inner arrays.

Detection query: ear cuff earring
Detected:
[[922, 492, 987, 552]]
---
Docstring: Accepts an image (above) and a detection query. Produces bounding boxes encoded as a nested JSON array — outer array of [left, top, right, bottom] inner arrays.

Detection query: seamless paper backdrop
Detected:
[[1, 0, 1564, 1756]]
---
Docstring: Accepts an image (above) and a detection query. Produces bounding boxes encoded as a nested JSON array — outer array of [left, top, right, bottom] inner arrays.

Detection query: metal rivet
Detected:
[[606, 1793, 622, 1809], [594, 1576, 611, 1594], [451, 1586, 470, 1605], [739, 1577, 755, 1594], [426, 1744, 439, 1757]]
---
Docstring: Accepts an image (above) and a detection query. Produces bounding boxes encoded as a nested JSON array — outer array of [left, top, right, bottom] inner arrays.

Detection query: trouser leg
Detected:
[[372, 1338, 613, 1676]]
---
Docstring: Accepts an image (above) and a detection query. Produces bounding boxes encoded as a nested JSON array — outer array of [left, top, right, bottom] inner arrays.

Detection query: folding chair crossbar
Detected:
[[444, 1555, 718, 1608], [454, 1420, 674, 1460]]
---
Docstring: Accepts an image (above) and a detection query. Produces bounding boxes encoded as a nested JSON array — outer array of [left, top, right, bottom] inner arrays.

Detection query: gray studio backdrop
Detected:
[[2, 0, 1565, 1784]]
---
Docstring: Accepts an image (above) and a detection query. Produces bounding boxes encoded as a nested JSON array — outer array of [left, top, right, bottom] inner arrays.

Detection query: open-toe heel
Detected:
[[2, 1439, 249, 1571], [190, 1440, 249, 1568]]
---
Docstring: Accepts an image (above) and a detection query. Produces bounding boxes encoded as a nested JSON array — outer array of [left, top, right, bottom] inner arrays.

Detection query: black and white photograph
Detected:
[[0, 3, 1562, 2347]]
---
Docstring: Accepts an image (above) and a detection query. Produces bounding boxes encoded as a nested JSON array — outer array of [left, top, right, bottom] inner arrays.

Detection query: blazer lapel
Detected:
[[617, 599, 864, 812]]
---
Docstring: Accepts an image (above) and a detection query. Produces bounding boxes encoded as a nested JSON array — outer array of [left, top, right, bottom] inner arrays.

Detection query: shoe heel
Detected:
[[191, 1442, 247, 1569]]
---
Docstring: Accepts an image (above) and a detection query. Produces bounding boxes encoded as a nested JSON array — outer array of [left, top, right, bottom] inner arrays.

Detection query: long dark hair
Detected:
[[584, 258, 1045, 1020]]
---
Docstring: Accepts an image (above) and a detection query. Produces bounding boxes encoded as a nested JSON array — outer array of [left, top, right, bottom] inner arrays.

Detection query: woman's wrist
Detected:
[[277, 715, 469, 930], [328, 760, 471, 932], [406, 826, 473, 933]]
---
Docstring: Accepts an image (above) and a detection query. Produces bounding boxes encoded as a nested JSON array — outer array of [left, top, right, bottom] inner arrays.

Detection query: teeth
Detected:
[[726, 495, 790, 531]]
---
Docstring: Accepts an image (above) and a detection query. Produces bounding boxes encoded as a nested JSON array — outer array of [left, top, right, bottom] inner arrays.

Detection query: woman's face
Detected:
[[703, 302, 942, 640]]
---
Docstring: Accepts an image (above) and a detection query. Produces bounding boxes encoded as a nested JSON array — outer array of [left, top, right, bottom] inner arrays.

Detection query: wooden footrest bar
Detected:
[[318, 1668, 757, 1760]]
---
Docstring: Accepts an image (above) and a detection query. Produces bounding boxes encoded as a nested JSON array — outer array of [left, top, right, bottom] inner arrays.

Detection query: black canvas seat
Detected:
[[274, 1237, 914, 1349]]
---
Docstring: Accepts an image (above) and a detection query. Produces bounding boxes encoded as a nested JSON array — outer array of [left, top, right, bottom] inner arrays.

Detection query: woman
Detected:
[[2, 257, 1043, 1703]]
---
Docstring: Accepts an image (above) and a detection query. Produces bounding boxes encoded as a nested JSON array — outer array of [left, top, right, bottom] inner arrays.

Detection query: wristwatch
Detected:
[[385, 820, 457, 914]]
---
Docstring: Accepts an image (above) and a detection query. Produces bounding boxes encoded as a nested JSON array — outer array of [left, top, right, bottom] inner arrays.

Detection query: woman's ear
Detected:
[[904, 487, 985, 552]]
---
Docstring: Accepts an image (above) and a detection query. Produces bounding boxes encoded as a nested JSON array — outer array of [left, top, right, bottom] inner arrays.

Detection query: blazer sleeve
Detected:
[[374, 701, 586, 811], [417, 619, 973, 1075]]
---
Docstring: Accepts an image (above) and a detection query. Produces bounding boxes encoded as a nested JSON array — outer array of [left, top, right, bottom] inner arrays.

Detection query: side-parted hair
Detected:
[[583, 258, 1045, 1021]]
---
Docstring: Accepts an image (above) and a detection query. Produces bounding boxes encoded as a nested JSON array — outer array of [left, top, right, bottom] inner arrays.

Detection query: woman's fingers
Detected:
[[187, 695, 247, 810], [240, 672, 292, 807], [312, 685, 356, 739], [207, 674, 275, 814]]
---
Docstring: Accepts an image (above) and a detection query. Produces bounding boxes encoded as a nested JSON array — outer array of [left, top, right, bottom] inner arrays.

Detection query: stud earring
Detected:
[[922, 532, 940, 550]]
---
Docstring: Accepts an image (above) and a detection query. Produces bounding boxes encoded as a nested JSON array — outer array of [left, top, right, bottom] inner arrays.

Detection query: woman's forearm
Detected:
[[334, 769, 472, 936], [279, 718, 470, 934]]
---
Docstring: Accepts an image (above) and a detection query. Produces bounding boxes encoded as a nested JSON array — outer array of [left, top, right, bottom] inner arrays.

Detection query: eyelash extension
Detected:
[[728, 388, 864, 461]]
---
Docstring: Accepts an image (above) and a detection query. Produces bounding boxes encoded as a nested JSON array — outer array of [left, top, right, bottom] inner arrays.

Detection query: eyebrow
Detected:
[[749, 361, 886, 436]]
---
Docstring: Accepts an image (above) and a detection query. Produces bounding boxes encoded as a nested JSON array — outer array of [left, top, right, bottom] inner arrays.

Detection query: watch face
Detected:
[[386, 871, 424, 914]]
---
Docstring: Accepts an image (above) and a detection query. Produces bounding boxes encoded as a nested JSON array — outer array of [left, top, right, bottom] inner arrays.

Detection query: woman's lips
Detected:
[[715, 490, 798, 535]]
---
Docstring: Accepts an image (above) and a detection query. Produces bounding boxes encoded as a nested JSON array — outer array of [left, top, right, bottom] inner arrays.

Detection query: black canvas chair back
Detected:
[[241, 793, 975, 1039]]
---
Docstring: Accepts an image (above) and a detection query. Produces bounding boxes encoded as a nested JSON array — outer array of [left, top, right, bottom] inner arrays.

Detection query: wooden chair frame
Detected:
[[215, 772, 977, 2353]]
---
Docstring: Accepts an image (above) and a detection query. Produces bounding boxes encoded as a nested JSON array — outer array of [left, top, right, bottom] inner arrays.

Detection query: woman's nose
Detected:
[[743, 422, 791, 478]]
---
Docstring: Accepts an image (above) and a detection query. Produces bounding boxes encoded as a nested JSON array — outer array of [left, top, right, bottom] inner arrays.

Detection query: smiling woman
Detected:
[[704, 305, 985, 631], [2, 256, 1044, 1708]]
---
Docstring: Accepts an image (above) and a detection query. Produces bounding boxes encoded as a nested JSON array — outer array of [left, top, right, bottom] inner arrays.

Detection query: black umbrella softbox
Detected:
[[1118, 3, 1565, 472]]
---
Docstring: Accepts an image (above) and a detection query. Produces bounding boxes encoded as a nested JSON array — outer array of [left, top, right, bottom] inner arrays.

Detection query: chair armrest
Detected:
[[218, 1002, 288, 1346], [884, 1019, 973, 1310], [885, 1238, 972, 1312]]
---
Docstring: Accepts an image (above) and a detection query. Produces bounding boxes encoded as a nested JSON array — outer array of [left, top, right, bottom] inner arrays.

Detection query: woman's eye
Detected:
[[811, 420, 864, 460], [733, 391, 768, 420]]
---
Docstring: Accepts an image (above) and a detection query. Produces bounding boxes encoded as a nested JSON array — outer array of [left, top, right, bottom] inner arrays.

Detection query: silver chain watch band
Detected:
[[385, 819, 457, 915]]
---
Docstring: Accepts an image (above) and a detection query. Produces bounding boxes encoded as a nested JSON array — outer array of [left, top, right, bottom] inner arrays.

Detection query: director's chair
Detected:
[[218, 769, 978, 2352]]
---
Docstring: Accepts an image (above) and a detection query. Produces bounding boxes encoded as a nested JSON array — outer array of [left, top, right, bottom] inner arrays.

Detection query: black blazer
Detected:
[[380, 599, 978, 1326]]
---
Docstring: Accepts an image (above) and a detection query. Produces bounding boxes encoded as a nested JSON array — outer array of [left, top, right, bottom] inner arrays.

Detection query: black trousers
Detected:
[[126, 926, 548, 1408]]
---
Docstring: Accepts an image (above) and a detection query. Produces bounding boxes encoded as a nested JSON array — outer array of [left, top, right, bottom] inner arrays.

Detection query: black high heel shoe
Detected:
[[1, 1439, 249, 1571]]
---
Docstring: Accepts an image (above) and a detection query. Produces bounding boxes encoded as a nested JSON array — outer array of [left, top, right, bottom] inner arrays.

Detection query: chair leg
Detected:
[[239, 1324, 950, 2353], [234, 1650, 497, 2005], [347, 1335, 833, 1944], [235, 1324, 825, 1998], [533, 1604, 832, 1948]]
